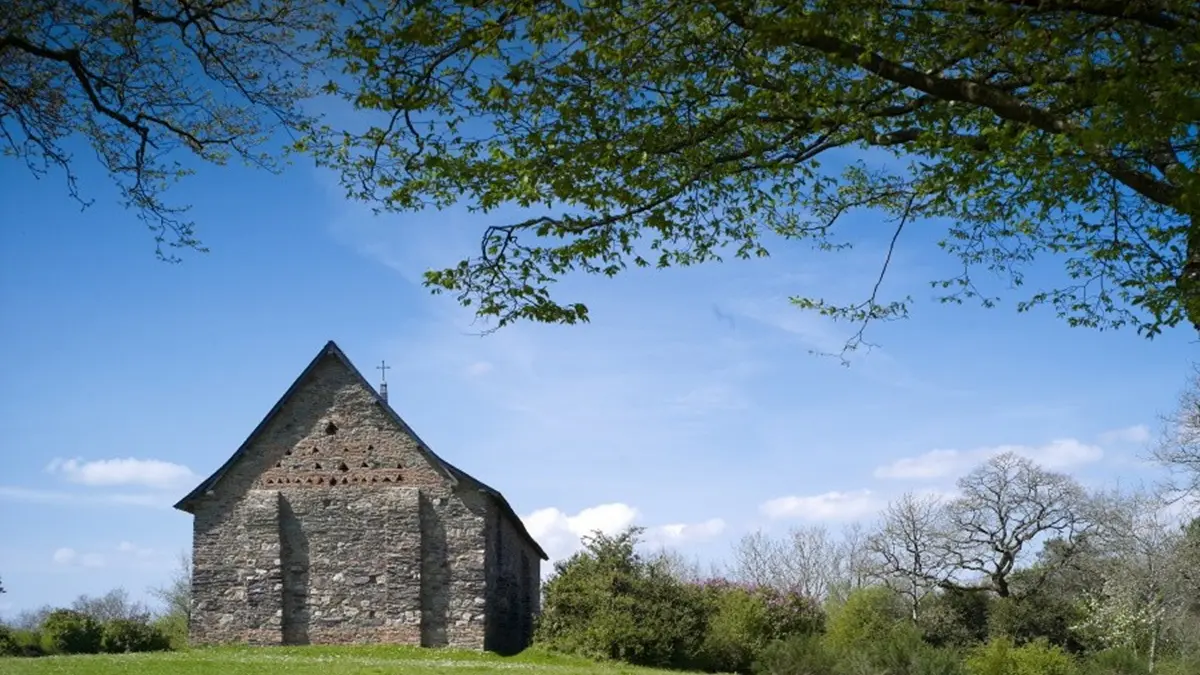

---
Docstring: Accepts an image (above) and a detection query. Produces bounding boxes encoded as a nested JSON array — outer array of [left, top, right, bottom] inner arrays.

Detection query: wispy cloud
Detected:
[[46, 457, 197, 490], [759, 490, 881, 521], [0, 486, 169, 508], [1098, 424, 1152, 446], [873, 438, 1105, 480]]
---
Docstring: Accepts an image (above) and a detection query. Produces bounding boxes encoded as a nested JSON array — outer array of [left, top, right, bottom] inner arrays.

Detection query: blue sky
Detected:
[[0, 136, 1195, 619]]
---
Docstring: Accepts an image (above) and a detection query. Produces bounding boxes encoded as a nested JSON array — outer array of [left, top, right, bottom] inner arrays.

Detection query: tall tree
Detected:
[[2, 0, 328, 258], [869, 492, 953, 620], [316, 0, 1200, 347], [1152, 365, 1200, 502], [938, 452, 1091, 597]]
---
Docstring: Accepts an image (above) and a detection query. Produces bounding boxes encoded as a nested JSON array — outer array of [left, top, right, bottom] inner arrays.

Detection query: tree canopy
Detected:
[[6, 1, 1199, 345], [313, 0, 1200, 346], [1, 0, 327, 259]]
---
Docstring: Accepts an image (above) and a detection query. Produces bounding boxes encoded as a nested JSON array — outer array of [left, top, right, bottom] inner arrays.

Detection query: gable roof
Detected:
[[174, 340, 548, 560]]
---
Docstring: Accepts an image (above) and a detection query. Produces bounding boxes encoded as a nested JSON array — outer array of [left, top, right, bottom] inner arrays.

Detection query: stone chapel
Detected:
[[174, 340, 547, 652]]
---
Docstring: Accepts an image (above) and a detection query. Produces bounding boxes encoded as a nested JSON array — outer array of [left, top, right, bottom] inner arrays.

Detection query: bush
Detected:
[[101, 618, 171, 653], [755, 633, 838, 675], [824, 586, 907, 655], [987, 595, 1085, 654], [1080, 647, 1147, 675], [152, 612, 188, 650], [697, 581, 825, 673], [534, 527, 709, 669], [0, 625, 17, 657], [39, 609, 103, 655], [965, 637, 1076, 675], [920, 589, 993, 648]]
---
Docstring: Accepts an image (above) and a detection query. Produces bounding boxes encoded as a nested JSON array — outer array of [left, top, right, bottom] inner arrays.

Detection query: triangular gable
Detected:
[[174, 340, 548, 560]]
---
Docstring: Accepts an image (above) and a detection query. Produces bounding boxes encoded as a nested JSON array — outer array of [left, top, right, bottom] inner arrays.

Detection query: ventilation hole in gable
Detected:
[[338, 462, 349, 472], [317, 477, 325, 485], [341, 477, 348, 485], [396, 474, 403, 482], [367, 445, 374, 451], [285, 449, 292, 456], [306, 478, 313, 484], [371, 476, 378, 483], [265, 479, 274, 485], [396, 463, 403, 469], [325, 421, 338, 435], [360, 462, 370, 468], [312, 447, 319, 454], [382, 477, 391, 483], [275, 461, 282, 468], [314, 462, 322, 470]]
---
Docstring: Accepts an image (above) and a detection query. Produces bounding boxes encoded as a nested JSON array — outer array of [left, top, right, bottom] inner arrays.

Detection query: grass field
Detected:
[[0, 646, 685, 675]]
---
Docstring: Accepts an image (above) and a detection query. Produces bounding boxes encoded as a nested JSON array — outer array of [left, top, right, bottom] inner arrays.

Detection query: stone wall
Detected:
[[484, 503, 542, 654], [188, 353, 491, 647]]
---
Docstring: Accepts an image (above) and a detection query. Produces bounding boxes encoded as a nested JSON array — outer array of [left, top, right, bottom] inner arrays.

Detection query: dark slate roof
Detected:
[[173, 340, 548, 560]]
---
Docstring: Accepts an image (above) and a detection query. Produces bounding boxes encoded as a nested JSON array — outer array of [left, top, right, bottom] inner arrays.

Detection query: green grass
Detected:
[[0, 645, 690, 675]]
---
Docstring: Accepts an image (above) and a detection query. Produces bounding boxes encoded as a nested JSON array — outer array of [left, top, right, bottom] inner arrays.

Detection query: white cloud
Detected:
[[0, 486, 167, 508], [760, 490, 880, 521], [52, 547, 105, 568], [647, 518, 727, 545], [874, 438, 1104, 481], [52, 547, 77, 565], [523, 503, 640, 565], [1098, 424, 1152, 445], [465, 361, 494, 377], [46, 457, 197, 490]]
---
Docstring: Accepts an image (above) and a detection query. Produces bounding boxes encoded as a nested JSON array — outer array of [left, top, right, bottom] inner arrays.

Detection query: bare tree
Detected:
[[869, 492, 953, 620], [939, 452, 1091, 598], [1152, 365, 1200, 505], [72, 587, 151, 622], [150, 551, 191, 623], [729, 530, 785, 589]]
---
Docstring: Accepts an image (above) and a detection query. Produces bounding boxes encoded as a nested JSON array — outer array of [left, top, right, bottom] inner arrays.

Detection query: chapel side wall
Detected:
[[424, 487, 489, 649], [484, 506, 541, 654]]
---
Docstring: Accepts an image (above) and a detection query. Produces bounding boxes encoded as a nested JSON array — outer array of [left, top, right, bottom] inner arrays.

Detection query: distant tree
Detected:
[[0, 574, 5, 593], [938, 453, 1091, 598], [314, 0, 1200, 345], [149, 552, 191, 624], [72, 588, 151, 623], [1, 0, 330, 258], [869, 492, 954, 621], [1152, 365, 1200, 502]]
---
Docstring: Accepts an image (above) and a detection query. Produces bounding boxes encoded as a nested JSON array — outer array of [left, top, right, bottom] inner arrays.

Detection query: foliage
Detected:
[[1, 0, 331, 258], [988, 594, 1086, 653], [823, 586, 906, 655], [99, 618, 171, 654], [754, 634, 838, 675], [316, 0, 1200, 345], [0, 624, 16, 657], [534, 527, 709, 669], [918, 589, 993, 649], [965, 637, 1076, 675], [38, 609, 102, 655], [696, 580, 824, 672], [149, 552, 192, 649], [1082, 648, 1150, 675], [73, 588, 151, 623]]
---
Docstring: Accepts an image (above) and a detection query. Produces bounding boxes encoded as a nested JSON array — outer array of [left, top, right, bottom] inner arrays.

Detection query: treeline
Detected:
[[0, 556, 190, 658], [534, 450, 1200, 675]]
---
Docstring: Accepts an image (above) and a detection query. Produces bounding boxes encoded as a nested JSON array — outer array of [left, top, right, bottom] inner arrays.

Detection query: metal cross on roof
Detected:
[[376, 360, 390, 384]]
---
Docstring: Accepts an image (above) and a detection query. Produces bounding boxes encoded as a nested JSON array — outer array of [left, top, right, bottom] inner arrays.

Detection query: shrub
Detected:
[[39, 609, 102, 655], [965, 637, 1076, 675], [534, 527, 709, 669], [755, 633, 838, 675], [697, 580, 825, 673], [920, 589, 993, 648], [101, 618, 171, 653], [824, 586, 907, 655], [988, 594, 1085, 654], [0, 625, 17, 657], [152, 612, 188, 650], [7, 628, 46, 657]]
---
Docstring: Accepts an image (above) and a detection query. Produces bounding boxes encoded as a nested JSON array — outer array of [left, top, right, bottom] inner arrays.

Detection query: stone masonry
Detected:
[[174, 341, 547, 652]]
